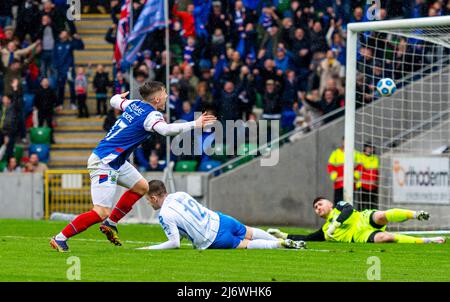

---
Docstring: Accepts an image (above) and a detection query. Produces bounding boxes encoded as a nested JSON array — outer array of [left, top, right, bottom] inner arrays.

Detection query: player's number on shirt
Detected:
[[177, 198, 206, 222], [105, 120, 127, 141]]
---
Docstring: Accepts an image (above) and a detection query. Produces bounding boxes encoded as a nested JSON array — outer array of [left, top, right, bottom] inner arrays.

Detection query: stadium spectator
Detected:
[[41, 0, 77, 35], [0, 2, 13, 29], [356, 142, 379, 211], [268, 197, 445, 244], [74, 66, 90, 118], [327, 137, 361, 204], [53, 31, 84, 109], [93, 64, 111, 116], [178, 64, 199, 102], [37, 14, 58, 78], [180, 96, 202, 122], [146, 152, 164, 172], [16, 0, 41, 41], [317, 50, 342, 96], [0, 95, 16, 161], [103, 108, 121, 133], [214, 80, 246, 125], [23, 153, 48, 173], [304, 89, 342, 124], [309, 21, 328, 60], [34, 78, 57, 144], [0, 25, 13, 50], [9, 77, 26, 143], [104, 23, 117, 46], [172, 1, 195, 38], [261, 79, 282, 121], [113, 71, 129, 94], [1, 40, 39, 69], [3, 156, 21, 173]]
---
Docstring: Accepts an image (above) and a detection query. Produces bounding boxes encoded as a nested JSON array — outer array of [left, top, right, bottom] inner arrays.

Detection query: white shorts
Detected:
[[87, 153, 143, 208]]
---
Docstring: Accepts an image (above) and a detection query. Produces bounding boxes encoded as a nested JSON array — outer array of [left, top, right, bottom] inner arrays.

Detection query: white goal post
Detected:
[[344, 16, 450, 231]]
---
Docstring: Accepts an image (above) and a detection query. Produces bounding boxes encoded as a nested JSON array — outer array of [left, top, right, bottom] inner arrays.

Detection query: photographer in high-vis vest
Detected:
[[327, 137, 362, 205], [356, 142, 379, 210]]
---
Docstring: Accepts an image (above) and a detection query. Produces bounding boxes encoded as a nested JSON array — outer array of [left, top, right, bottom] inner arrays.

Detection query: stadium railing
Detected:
[[44, 170, 91, 219]]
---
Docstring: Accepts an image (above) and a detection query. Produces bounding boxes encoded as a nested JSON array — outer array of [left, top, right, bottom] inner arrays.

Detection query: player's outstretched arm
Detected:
[[110, 91, 134, 111], [136, 213, 182, 250], [288, 229, 326, 242], [147, 112, 217, 136], [136, 240, 180, 250]]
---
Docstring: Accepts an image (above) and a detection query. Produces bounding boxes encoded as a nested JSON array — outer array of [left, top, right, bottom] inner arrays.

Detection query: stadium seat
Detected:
[[29, 144, 50, 163], [210, 144, 229, 162], [13, 145, 24, 163], [30, 127, 52, 144], [236, 143, 258, 165], [255, 93, 263, 109], [221, 161, 239, 173], [198, 159, 222, 172], [237, 143, 258, 157], [174, 160, 198, 172], [0, 161, 6, 171]]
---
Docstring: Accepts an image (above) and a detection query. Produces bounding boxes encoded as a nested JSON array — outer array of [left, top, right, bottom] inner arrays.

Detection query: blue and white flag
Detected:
[[123, 0, 165, 66]]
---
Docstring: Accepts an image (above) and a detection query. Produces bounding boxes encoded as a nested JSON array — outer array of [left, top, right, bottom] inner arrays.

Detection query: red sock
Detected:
[[109, 190, 143, 223], [61, 210, 103, 239]]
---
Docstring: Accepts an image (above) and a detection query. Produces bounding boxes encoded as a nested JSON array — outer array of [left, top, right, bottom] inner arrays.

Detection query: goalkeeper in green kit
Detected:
[[268, 197, 445, 244]]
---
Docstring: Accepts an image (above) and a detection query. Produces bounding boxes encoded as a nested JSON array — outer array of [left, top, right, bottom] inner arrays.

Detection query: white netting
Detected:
[[349, 19, 450, 231]]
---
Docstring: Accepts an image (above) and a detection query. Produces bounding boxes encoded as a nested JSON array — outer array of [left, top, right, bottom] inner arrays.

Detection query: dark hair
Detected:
[[313, 196, 328, 206], [147, 180, 167, 196], [139, 81, 165, 100]]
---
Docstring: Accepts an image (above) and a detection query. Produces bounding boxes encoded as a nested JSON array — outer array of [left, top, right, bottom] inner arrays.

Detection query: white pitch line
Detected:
[[0, 235, 192, 246], [0, 235, 336, 251]]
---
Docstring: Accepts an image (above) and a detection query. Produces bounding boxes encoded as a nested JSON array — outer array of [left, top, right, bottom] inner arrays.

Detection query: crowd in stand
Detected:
[[112, 0, 448, 171], [1, 0, 449, 173]]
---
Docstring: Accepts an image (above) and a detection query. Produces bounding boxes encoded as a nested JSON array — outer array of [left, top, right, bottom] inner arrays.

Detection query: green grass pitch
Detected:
[[0, 219, 449, 282]]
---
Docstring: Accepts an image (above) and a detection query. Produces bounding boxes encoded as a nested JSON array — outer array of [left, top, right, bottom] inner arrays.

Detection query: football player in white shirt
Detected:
[[137, 180, 306, 250]]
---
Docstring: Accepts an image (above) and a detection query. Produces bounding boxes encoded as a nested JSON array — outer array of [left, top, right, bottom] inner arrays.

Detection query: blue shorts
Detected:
[[208, 212, 246, 249]]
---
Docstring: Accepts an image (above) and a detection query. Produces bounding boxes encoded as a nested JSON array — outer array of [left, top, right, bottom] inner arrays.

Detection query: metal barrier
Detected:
[[44, 170, 91, 219]]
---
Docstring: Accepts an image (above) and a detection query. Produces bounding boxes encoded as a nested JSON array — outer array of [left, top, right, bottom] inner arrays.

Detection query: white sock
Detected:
[[251, 228, 279, 241], [247, 239, 281, 249], [55, 232, 67, 241], [106, 218, 117, 226]]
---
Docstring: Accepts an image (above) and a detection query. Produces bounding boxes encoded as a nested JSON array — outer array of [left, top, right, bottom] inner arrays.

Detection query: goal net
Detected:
[[344, 16, 450, 232]]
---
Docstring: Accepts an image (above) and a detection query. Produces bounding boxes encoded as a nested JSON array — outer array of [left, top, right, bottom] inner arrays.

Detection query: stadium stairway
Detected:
[[49, 14, 112, 169], [49, 110, 104, 169], [71, 13, 114, 114]]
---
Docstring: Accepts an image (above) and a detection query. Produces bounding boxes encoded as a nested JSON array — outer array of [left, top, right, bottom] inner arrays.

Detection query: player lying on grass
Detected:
[[50, 81, 216, 252], [136, 180, 306, 250], [268, 197, 446, 244]]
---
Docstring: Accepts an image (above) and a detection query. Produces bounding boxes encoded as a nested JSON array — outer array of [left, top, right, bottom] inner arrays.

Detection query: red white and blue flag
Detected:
[[114, 0, 131, 68], [123, 0, 166, 66]]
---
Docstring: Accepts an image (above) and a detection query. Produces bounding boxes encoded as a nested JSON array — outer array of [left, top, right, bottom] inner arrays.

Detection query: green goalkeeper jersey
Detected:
[[321, 202, 360, 243]]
